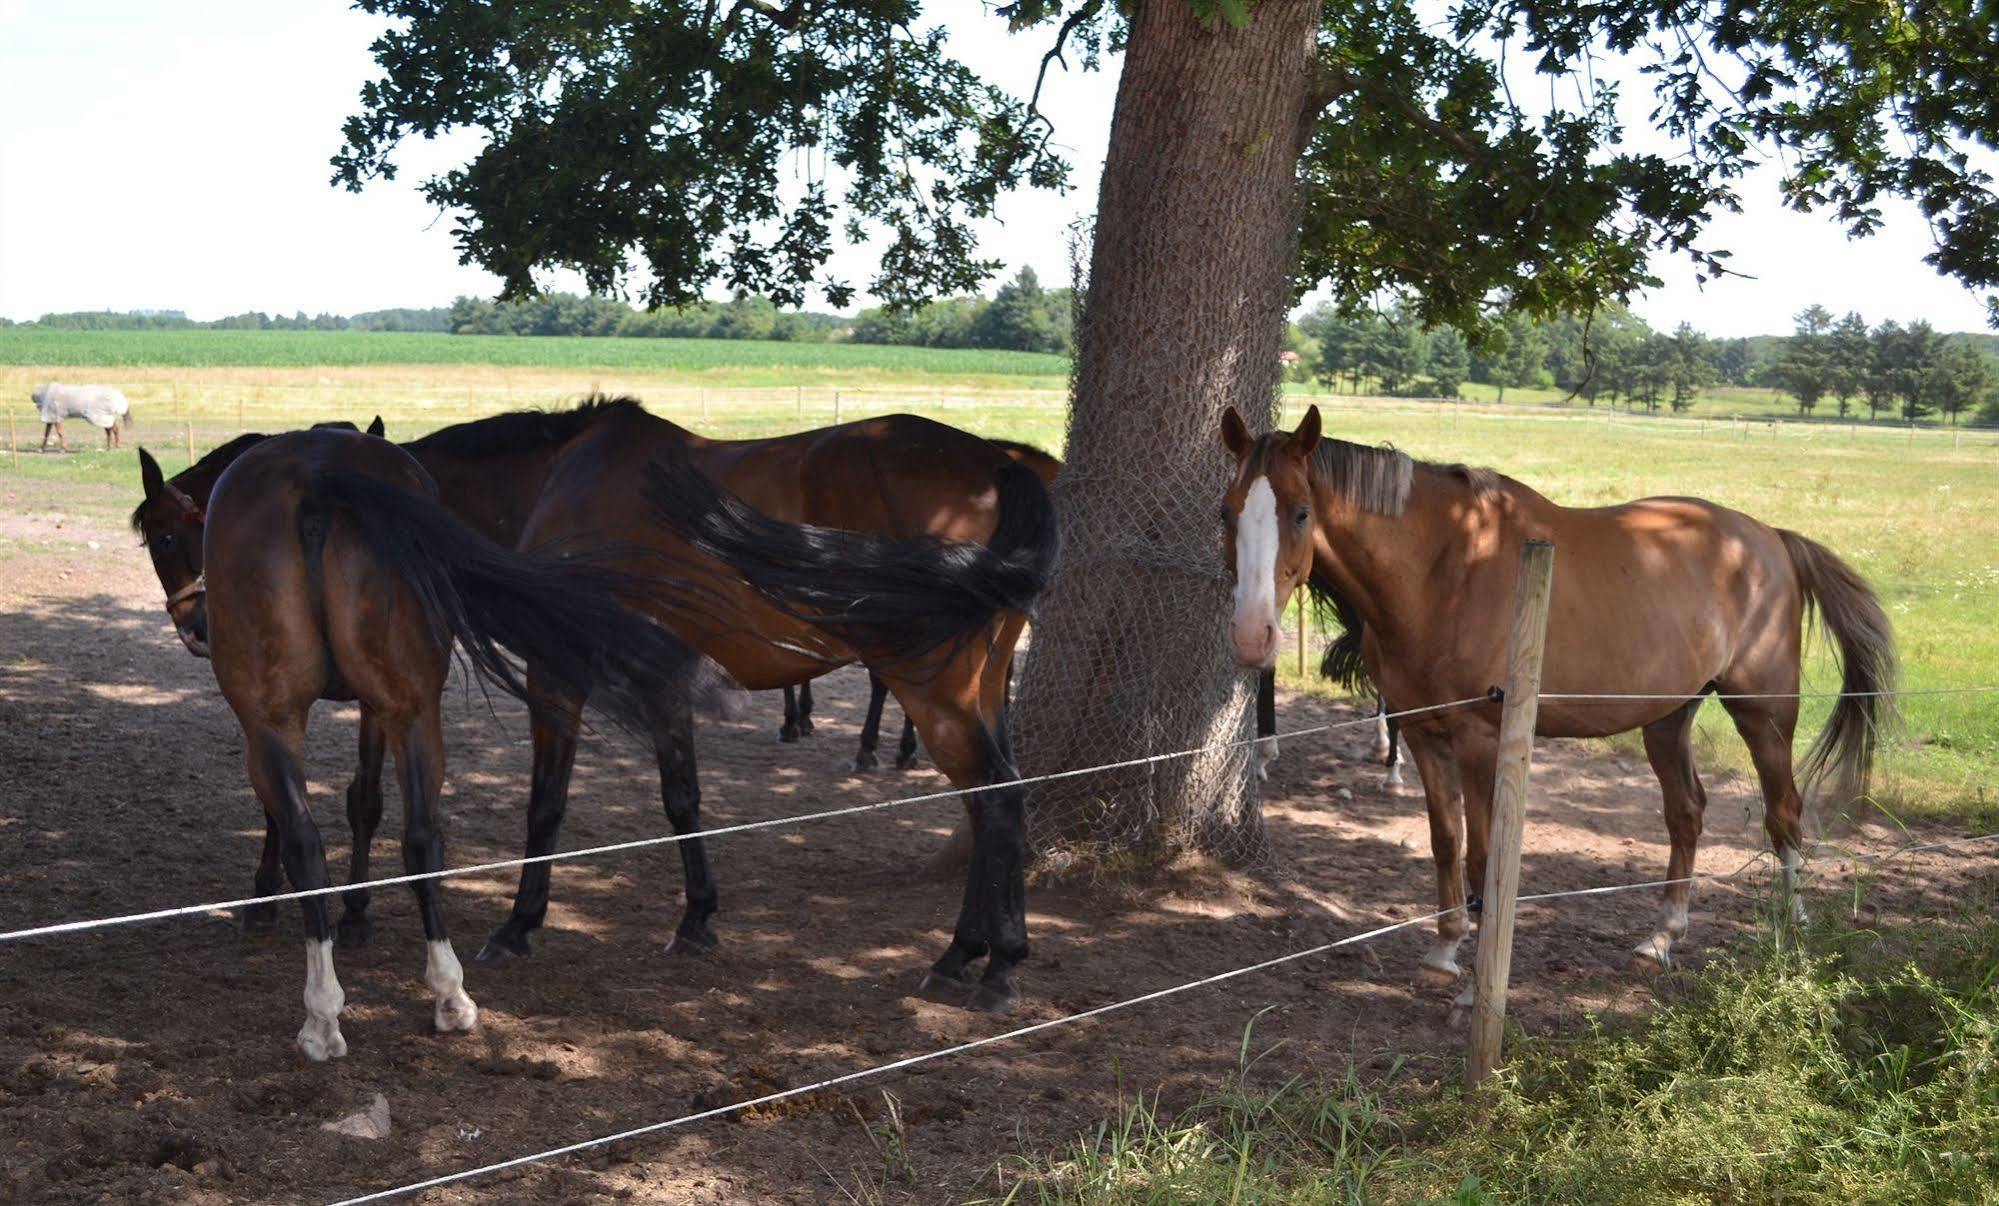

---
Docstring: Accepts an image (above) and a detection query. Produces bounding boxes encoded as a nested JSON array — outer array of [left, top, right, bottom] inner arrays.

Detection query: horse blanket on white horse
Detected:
[[32, 383, 130, 429]]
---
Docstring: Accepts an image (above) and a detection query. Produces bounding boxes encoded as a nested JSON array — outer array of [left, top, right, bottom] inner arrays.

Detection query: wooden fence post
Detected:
[[1465, 538, 1556, 1090], [185, 419, 196, 468], [834, 391, 841, 423], [700, 388, 709, 423], [8, 409, 16, 468], [795, 384, 803, 420]]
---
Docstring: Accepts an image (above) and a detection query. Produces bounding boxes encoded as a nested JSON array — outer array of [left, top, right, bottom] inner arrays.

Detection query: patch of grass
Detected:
[[996, 894, 1999, 1205]]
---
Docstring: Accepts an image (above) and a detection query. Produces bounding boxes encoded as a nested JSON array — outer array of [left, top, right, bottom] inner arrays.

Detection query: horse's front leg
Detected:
[[336, 707, 388, 947], [477, 674, 583, 964], [853, 673, 890, 772], [1401, 726, 1469, 988], [652, 692, 719, 954]]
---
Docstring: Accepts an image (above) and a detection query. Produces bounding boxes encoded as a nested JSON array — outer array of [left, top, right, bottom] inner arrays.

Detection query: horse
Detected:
[[180, 425, 704, 1058], [33, 382, 132, 451], [135, 420, 396, 937], [426, 399, 1055, 1011], [771, 438, 1062, 773], [1218, 404, 1894, 991]]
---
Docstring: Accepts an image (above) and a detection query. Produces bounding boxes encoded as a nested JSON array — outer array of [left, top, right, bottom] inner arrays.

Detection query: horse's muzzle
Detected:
[[165, 579, 209, 658]]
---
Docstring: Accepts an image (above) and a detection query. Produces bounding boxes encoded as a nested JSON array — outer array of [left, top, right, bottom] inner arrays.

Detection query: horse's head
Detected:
[[1218, 404, 1322, 669], [134, 447, 211, 657]]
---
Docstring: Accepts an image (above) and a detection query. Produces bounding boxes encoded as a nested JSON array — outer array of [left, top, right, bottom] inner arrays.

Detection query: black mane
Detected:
[[987, 437, 1056, 461], [405, 395, 646, 462], [130, 432, 271, 530]]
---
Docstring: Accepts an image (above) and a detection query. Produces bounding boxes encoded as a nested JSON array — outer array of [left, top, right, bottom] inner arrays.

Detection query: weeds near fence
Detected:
[[993, 893, 1999, 1205]]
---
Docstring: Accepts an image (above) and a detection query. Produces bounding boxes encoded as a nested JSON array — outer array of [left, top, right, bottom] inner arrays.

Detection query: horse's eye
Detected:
[[157, 532, 177, 551], [1292, 504, 1310, 529]]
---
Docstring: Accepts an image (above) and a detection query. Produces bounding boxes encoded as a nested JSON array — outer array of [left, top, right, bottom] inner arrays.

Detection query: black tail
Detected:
[[309, 473, 707, 733], [643, 448, 1059, 668], [1303, 572, 1373, 693]]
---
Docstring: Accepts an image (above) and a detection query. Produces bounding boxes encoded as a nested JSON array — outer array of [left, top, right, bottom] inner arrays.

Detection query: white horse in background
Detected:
[[32, 382, 132, 450]]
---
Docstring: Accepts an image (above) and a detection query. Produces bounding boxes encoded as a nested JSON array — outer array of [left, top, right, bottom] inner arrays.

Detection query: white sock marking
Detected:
[[426, 939, 478, 1033], [298, 939, 347, 1061]]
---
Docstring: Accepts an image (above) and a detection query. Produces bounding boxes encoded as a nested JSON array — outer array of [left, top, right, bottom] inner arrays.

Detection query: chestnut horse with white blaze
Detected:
[[1219, 405, 1894, 985]]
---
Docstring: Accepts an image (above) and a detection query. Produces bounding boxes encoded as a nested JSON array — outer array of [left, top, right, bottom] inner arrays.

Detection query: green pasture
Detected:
[[5, 363, 1994, 825]]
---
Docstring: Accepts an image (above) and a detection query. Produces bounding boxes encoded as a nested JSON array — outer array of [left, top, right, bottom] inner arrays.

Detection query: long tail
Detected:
[[643, 448, 1059, 668], [308, 473, 710, 733], [1778, 528, 1898, 802], [1303, 572, 1373, 693]]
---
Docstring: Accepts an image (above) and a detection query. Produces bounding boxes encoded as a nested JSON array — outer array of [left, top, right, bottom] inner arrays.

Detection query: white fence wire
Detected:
[[327, 823, 1999, 1204]]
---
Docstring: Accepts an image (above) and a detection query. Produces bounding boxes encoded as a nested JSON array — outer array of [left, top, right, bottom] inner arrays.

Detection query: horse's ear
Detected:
[[1293, 405, 1322, 457], [1219, 406, 1250, 458], [138, 447, 165, 502], [367, 415, 385, 438]]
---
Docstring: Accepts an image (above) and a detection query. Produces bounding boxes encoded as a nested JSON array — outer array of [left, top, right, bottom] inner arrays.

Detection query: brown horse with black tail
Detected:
[[186, 426, 701, 1058], [1219, 404, 1894, 996], [468, 402, 1055, 1011]]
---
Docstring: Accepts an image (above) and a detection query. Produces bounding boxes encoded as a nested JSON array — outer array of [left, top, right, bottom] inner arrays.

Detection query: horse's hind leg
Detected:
[[895, 713, 920, 770], [1633, 700, 1707, 970], [1721, 692, 1809, 923], [393, 704, 476, 1033], [653, 693, 719, 955], [335, 707, 388, 948], [854, 674, 890, 773], [797, 679, 816, 735], [477, 675, 584, 964], [244, 720, 346, 1060]]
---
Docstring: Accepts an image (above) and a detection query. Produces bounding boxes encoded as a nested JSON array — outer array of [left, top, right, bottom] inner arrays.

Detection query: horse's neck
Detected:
[[1311, 471, 1478, 654]]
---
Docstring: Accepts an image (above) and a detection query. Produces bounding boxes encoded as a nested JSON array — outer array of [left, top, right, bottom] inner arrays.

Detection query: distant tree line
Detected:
[[1291, 301, 1999, 423], [848, 268, 1072, 355], [1771, 306, 1998, 424], [30, 307, 452, 332]]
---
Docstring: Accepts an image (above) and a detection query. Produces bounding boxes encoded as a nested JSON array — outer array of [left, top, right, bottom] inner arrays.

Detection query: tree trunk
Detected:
[[1012, 0, 1320, 866]]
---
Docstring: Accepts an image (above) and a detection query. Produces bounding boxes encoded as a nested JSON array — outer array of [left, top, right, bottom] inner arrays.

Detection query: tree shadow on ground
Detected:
[[2, 573, 1993, 1205]]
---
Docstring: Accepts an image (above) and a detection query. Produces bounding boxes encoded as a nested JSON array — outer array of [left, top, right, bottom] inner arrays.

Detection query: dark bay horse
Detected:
[[188, 426, 700, 1058], [775, 438, 1063, 772], [1219, 404, 1894, 986], [135, 421, 398, 938], [371, 399, 1055, 1010]]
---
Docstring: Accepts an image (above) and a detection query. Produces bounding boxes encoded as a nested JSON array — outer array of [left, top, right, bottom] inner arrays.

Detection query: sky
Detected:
[[1, 0, 1991, 337]]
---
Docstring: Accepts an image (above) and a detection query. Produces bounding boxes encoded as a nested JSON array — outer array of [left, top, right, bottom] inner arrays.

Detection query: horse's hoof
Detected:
[[663, 926, 719, 956], [1628, 942, 1671, 974], [239, 902, 280, 933], [334, 914, 376, 949], [917, 969, 974, 1004], [797, 716, 815, 736], [474, 928, 532, 965], [1413, 960, 1461, 990], [965, 982, 1020, 1014], [434, 994, 479, 1035], [895, 754, 921, 772], [851, 752, 879, 774], [778, 725, 800, 744], [295, 1020, 348, 1062]]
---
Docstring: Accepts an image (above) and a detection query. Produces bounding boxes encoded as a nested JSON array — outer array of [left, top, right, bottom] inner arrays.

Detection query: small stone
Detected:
[[322, 1093, 391, 1140], [1335, 787, 1354, 802], [86, 540, 101, 550]]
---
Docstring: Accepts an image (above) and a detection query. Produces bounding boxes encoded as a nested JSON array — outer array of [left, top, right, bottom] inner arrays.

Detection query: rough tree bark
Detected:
[[1013, 0, 1321, 864]]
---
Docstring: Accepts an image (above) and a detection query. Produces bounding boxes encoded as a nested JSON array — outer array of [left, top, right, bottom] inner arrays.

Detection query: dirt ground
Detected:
[[2, 469, 1995, 1205]]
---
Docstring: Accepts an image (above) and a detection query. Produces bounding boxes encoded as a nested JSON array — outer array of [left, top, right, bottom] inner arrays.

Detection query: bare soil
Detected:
[[2, 479, 1993, 1204]]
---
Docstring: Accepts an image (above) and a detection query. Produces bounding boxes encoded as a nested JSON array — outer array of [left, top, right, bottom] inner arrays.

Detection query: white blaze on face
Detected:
[[1230, 476, 1281, 667]]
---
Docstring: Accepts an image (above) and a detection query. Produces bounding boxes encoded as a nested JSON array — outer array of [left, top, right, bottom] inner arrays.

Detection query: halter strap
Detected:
[[166, 574, 206, 609]]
